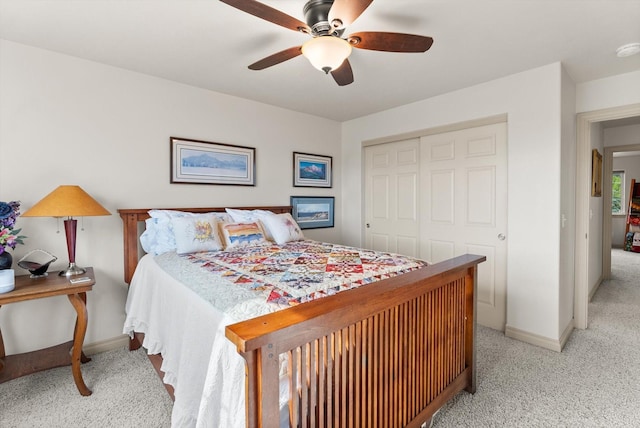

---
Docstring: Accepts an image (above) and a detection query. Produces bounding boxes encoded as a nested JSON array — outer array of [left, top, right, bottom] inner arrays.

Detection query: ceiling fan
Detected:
[[219, 0, 434, 86]]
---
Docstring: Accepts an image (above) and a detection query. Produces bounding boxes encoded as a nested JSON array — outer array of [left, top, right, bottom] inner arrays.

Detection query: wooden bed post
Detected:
[[121, 212, 140, 284], [242, 351, 259, 428], [242, 346, 282, 428], [464, 264, 478, 394]]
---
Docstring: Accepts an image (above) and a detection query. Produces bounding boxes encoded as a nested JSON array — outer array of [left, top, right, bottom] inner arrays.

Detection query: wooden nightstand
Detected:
[[0, 267, 95, 396]]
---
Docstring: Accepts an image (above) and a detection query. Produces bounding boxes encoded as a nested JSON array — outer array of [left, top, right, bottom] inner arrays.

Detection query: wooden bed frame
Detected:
[[119, 206, 485, 428]]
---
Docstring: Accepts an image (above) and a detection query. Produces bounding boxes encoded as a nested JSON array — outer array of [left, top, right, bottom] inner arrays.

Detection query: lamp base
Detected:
[[59, 263, 86, 277]]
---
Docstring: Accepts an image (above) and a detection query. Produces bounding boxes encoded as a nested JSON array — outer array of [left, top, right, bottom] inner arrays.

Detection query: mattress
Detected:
[[123, 240, 426, 427]]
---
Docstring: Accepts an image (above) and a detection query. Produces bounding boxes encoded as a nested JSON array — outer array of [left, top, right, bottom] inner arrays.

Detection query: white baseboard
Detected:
[[558, 319, 575, 350], [505, 325, 563, 353], [83, 334, 130, 355], [589, 275, 603, 302]]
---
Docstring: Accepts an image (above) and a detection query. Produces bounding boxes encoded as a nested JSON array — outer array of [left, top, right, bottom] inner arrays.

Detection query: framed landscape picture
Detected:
[[290, 196, 335, 229], [293, 152, 332, 188], [170, 137, 255, 185]]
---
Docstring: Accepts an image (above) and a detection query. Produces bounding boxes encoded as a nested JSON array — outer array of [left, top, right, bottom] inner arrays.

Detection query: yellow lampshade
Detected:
[[22, 185, 111, 218], [301, 36, 352, 74]]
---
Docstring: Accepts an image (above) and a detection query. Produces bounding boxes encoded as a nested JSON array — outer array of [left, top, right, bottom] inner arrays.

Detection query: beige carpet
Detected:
[[0, 346, 173, 427]]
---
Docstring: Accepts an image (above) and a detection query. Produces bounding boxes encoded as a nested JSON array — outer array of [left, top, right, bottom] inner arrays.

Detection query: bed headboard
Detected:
[[117, 206, 292, 284]]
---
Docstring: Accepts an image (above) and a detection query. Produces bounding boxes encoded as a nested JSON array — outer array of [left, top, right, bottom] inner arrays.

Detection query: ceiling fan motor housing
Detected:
[[303, 0, 341, 36]]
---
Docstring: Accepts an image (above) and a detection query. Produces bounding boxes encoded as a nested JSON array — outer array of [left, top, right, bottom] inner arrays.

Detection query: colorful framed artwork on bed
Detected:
[[293, 152, 332, 188], [170, 137, 256, 185], [290, 196, 334, 229]]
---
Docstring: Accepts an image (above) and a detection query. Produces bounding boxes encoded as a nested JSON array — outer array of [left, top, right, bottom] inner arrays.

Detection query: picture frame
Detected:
[[293, 152, 332, 188], [170, 137, 255, 186], [591, 148, 602, 197], [290, 196, 335, 229]]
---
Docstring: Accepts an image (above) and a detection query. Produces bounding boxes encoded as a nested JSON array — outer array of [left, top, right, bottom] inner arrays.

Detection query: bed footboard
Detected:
[[226, 254, 484, 428]]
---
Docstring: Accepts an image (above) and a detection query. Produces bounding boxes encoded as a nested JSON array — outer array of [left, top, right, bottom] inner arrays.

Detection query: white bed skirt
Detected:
[[123, 254, 248, 428]]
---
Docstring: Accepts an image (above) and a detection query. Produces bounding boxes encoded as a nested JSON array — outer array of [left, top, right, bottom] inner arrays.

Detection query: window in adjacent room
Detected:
[[612, 170, 625, 215]]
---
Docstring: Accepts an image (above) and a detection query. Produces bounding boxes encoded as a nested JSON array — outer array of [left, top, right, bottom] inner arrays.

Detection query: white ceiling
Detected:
[[1, 0, 639, 121]]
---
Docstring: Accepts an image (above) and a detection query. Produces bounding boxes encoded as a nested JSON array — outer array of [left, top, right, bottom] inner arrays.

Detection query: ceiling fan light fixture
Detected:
[[302, 36, 352, 74]]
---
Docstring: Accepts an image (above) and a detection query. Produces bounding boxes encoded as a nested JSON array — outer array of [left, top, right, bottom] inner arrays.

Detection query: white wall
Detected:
[[559, 66, 576, 337], [0, 40, 342, 354], [576, 70, 640, 113], [605, 124, 640, 147], [342, 63, 564, 342], [588, 122, 604, 296]]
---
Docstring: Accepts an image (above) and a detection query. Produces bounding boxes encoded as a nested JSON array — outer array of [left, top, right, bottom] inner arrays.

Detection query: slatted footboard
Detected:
[[226, 254, 484, 428]]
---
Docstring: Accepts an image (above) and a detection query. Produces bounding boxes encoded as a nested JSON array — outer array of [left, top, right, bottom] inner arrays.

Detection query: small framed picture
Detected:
[[293, 152, 332, 188], [290, 196, 335, 229], [591, 149, 602, 197], [170, 137, 255, 186]]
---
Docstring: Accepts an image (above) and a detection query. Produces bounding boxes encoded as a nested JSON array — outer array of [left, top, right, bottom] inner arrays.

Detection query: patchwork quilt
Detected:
[[183, 240, 427, 306]]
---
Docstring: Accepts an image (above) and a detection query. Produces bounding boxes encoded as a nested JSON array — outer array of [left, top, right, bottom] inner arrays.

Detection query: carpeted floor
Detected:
[[1, 249, 638, 427], [0, 345, 173, 427], [432, 248, 640, 427]]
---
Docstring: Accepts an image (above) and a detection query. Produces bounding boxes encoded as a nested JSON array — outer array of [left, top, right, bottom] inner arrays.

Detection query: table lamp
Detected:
[[22, 185, 111, 276]]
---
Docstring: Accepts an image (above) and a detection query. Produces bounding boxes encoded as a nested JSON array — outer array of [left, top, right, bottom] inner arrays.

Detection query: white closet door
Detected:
[[420, 122, 508, 331], [364, 138, 420, 257]]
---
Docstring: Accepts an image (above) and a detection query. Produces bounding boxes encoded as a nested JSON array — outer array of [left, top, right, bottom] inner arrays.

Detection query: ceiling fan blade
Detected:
[[220, 0, 310, 33], [328, 0, 373, 28], [348, 31, 434, 52], [331, 59, 354, 86], [248, 46, 302, 70]]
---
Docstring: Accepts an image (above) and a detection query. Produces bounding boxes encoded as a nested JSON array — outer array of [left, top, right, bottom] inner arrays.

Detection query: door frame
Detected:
[[574, 103, 640, 329]]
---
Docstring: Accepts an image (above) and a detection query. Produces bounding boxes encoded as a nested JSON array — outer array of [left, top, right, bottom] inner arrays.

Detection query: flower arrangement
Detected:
[[0, 201, 26, 255]]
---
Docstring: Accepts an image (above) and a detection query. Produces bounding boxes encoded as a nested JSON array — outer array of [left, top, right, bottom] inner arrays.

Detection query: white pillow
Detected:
[[225, 208, 275, 222], [140, 217, 175, 255], [149, 209, 232, 223], [259, 213, 305, 245], [220, 221, 270, 249], [171, 215, 224, 255], [140, 210, 232, 255]]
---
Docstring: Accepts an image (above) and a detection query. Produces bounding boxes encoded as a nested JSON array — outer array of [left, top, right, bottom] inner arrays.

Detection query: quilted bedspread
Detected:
[[183, 240, 428, 306]]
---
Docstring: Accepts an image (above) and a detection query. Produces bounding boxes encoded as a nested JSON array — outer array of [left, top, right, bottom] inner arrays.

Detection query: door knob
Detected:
[[366, 223, 370, 228], [498, 233, 506, 240]]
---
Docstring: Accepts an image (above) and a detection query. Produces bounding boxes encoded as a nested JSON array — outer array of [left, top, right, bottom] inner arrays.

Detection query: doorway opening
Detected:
[[575, 103, 640, 329]]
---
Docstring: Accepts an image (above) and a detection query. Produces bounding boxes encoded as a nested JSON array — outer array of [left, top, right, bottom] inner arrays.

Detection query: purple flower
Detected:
[[0, 200, 26, 253], [0, 202, 13, 220]]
